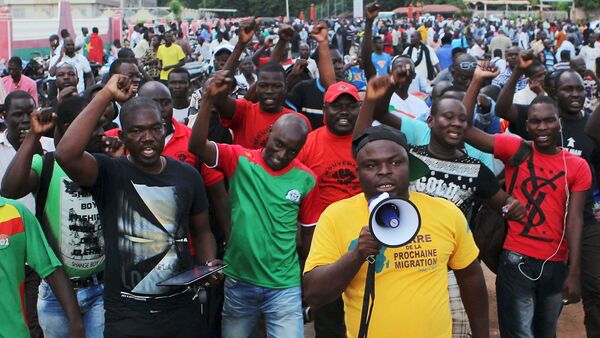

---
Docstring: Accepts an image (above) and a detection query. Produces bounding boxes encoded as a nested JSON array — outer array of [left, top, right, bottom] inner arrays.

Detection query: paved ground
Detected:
[[303, 265, 586, 337]]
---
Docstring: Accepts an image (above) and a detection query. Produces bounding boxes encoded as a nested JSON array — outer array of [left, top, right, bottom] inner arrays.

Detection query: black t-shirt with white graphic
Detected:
[[285, 79, 326, 130], [91, 154, 208, 310], [409, 145, 500, 218], [514, 106, 599, 225]]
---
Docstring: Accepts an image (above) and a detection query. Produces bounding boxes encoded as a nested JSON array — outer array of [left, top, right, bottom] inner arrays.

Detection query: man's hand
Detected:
[[311, 22, 329, 44], [264, 37, 275, 49], [473, 62, 500, 81], [31, 108, 56, 136], [517, 50, 536, 71], [101, 136, 125, 158], [68, 324, 85, 338], [502, 196, 526, 221], [103, 74, 135, 102], [352, 226, 382, 261], [365, 75, 394, 101], [203, 71, 233, 99], [365, 2, 380, 21], [278, 24, 295, 42], [477, 94, 492, 110], [238, 17, 258, 44], [57, 86, 78, 103], [290, 59, 308, 76], [529, 78, 545, 96], [201, 259, 225, 288], [563, 273, 581, 305]]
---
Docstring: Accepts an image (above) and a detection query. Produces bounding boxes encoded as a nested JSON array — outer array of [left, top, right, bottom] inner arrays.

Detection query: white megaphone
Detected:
[[368, 193, 421, 247]]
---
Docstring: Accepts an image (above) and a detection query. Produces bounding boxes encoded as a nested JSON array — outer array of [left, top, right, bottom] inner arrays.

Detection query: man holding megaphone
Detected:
[[303, 77, 489, 338]]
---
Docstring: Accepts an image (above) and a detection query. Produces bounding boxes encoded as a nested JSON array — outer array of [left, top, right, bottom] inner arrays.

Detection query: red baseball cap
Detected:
[[324, 81, 360, 104]]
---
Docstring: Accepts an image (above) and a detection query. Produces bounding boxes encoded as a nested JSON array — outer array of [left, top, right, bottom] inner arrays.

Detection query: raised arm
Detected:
[[496, 51, 536, 123], [585, 101, 600, 146], [188, 71, 232, 165], [311, 22, 335, 88], [269, 24, 294, 64], [360, 2, 379, 80], [54, 75, 134, 187], [224, 18, 258, 72], [0, 109, 54, 198], [252, 38, 273, 66], [353, 75, 400, 138], [462, 64, 499, 154]]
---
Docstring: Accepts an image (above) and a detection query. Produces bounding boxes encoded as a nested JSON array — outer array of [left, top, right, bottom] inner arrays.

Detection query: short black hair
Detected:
[[117, 48, 135, 59], [108, 58, 135, 77], [430, 96, 465, 116], [258, 62, 286, 80], [168, 67, 191, 82], [60, 29, 70, 38], [373, 36, 383, 42], [92, 27, 99, 33], [56, 96, 90, 131], [493, 49, 502, 57], [441, 33, 452, 45], [451, 47, 465, 58], [49, 34, 59, 41], [560, 49, 571, 60], [4, 90, 35, 113], [529, 96, 559, 116], [119, 96, 162, 130]]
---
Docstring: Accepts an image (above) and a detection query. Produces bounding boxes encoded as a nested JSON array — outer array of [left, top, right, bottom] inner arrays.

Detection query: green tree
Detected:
[[169, 0, 183, 20], [576, 0, 600, 10]]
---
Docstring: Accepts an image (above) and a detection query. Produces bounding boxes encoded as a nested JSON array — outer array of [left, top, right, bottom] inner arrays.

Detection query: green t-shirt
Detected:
[[32, 155, 104, 278], [0, 196, 61, 338], [214, 144, 322, 288]]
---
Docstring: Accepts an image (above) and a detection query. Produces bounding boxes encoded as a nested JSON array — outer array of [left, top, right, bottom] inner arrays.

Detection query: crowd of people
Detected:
[[1, 2, 600, 338]]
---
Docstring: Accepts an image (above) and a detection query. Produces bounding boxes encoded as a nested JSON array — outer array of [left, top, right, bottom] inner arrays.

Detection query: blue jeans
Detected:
[[37, 279, 104, 338], [496, 250, 567, 338], [221, 277, 303, 338]]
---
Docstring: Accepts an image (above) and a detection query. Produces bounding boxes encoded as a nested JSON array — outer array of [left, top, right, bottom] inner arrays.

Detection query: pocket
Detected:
[[38, 281, 53, 301], [224, 277, 239, 290]]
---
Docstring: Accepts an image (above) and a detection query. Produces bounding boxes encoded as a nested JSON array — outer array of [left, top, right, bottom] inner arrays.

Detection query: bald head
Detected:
[[139, 81, 171, 99], [272, 113, 309, 138]]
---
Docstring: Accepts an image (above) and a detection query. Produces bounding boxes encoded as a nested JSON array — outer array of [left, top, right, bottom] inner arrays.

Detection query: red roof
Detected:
[[394, 4, 460, 14]]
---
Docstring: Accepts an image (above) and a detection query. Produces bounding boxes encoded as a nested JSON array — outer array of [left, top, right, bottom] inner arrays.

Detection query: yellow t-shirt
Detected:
[[418, 25, 428, 42], [156, 44, 185, 80], [304, 192, 479, 338]]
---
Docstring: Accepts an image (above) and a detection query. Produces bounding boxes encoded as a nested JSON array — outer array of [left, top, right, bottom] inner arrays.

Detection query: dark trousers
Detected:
[[496, 250, 567, 338], [46, 80, 57, 107], [313, 297, 346, 338], [24, 265, 43, 338], [104, 300, 207, 338], [582, 223, 600, 338]]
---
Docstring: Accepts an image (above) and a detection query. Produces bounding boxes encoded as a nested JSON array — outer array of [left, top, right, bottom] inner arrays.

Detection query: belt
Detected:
[[70, 272, 104, 289]]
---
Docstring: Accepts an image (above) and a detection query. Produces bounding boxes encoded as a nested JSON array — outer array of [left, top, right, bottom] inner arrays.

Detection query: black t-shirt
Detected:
[[91, 154, 208, 310], [513, 106, 599, 224], [285, 78, 326, 130], [408, 145, 500, 218]]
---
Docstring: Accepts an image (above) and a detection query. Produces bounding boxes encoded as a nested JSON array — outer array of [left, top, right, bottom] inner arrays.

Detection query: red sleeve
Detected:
[[104, 128, 120, 137], [299, 180, 323, 227], [220, 98, 250, 129], [258, 57, 270, 67], [199, 165, 224, 187], [493, 133, 522, 163], [570, 158, 592, 192], [211, 143, 244, 178]]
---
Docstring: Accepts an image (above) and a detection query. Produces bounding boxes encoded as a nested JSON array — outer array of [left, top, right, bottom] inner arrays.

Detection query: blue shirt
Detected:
[[436, 44, 453, 70], [371, 52, 392, 76]]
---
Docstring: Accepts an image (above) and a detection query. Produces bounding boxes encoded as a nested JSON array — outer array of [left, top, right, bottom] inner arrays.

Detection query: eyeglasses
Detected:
[[458, 62, 478, 70]]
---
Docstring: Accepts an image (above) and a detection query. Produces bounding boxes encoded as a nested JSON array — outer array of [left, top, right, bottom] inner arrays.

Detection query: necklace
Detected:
[[127, 154, 165, 174]]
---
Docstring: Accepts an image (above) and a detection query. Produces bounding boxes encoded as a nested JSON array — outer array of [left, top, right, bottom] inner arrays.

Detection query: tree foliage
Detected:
[[169, 0, 183, 20], [576, 0, 600, 10]]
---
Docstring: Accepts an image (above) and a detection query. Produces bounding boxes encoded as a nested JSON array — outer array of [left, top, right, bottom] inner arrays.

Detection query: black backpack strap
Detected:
[[506, 140, 532, 194], [35, 152, 55, 223]]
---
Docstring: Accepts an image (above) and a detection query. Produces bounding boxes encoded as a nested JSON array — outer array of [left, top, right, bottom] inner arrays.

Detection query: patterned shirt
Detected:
[[492, 68, 528, 91]]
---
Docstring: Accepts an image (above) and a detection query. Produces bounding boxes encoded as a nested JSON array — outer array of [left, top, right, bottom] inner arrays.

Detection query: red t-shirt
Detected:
[[296, 127, 360, 208], [220, 98, 312, 149], [105, 119, 223, 186], [384, 32, 394, 55], [494, 133, 592, 261]]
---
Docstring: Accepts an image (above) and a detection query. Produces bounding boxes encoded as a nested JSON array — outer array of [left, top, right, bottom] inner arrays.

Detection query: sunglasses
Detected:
[[458, 62, 478, 70]]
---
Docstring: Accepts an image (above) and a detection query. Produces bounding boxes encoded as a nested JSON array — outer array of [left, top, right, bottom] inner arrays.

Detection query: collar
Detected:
[[169, 118, 187, 140], [0, 132, 8, 145]]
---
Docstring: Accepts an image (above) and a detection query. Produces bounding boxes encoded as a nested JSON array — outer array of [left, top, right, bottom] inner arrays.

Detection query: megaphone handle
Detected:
[[367, 255, 375, 264]]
